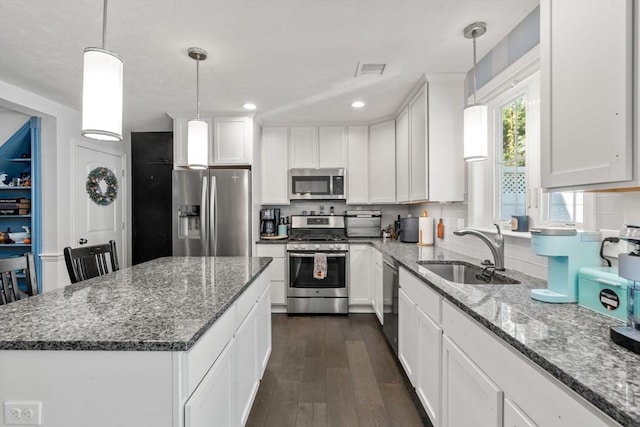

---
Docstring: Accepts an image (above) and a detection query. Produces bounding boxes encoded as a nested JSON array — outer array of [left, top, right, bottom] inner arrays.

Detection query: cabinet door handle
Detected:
[[78, 238, 88, 245]]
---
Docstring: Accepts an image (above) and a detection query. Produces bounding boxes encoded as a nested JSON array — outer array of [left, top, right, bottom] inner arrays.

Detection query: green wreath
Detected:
[[86, 167, 118, 206]]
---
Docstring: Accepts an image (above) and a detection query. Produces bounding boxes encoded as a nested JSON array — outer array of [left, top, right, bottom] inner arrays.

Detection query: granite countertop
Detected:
[[366, 239, 637, 426], [0, 256, 272, 352]]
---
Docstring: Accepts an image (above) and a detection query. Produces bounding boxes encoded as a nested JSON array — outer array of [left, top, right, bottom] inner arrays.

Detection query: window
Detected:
[[496, 95, 527, 221], [468, 71, 539, 229], [468, 51, 592, 232], [542, 191, 585, 226]]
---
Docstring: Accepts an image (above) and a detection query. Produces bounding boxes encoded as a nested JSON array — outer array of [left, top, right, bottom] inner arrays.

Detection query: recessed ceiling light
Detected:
[[351, 101, 365, 108], [243, 103, 257, 110]]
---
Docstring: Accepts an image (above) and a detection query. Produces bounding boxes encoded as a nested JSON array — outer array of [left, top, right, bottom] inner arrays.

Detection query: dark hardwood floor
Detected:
[[246, 314, 429, 427]]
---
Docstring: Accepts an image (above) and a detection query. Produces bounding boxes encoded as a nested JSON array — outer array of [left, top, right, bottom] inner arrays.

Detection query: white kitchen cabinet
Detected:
[[416, 305, 442, 426], [211, 116, 252, 165], [395, 107, 410, 203], [258, 282, 272, 377], [398, 287, 417, 385], [256, 244, 287, 312], [349, 244, 372, 311], [289, 126, 347, 169], [185, 340, 235, 427], [171, 115, 252, 167], [289, 126, 318, 168], [261, 127, 289, 204], [441, 335, 503, 427], [235, 303, 259, 427], [540, 0, 633, 190], [409, 88, 428, 201], [347, 125, 369, 204], [369, 120, 396, 203], [427, 75, 465, 202], [398, 77, 464, 203], [372, 248, 383, 325], [318, 126, 347, 168], [504, 398, 537, 427], [442, 300, 615, 427]]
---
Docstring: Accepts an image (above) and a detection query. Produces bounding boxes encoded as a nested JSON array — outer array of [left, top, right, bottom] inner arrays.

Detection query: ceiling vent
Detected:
[[355, 62, 386, 77]]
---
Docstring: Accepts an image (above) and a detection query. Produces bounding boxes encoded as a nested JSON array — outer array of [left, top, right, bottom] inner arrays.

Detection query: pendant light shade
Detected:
[[186, 47, 209, 169], [81, 0, 123, 142], [463, 22, 487, 162], [82, 48, 123, 141], [187, 119, 208, 169], [463, 104, 488, 161]]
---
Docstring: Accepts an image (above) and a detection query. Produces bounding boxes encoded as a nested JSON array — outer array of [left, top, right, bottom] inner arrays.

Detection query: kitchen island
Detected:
[[0, 256, 273, 427]]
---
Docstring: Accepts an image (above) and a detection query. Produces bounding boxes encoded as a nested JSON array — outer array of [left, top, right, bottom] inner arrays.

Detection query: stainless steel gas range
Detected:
[[286, 215, 348, 314]]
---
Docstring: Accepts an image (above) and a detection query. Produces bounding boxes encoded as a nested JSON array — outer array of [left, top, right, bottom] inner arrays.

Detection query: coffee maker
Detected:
[[260, 208, 280, 237], [611, 225, 640, 354], [529, 228, 602, 303]]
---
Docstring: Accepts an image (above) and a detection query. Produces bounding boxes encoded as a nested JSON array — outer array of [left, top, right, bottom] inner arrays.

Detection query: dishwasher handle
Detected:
[[383, 258, 398, 272]]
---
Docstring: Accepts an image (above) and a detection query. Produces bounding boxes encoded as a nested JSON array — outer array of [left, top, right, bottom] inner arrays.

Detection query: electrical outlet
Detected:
[[3, 402, 42, 425]]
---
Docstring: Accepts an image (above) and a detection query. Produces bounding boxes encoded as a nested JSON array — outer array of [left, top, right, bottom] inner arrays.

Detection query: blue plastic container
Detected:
[[578, 267, 628, 321]]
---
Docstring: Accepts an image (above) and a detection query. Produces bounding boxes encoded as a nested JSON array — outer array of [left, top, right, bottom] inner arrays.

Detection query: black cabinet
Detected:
[[131, 132, 172, 265]]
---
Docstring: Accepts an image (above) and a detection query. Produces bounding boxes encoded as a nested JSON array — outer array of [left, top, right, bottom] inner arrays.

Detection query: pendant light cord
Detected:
[[472, 30, 478, 105], [102, 0, 108, 49], [196, 58, 201, 119]]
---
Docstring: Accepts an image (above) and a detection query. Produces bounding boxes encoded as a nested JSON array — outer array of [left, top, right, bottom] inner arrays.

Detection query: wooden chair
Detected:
[[63, 240, 120, 284], [0, 252, 38, 305]]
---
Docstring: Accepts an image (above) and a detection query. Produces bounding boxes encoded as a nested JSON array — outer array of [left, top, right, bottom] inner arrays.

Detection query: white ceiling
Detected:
[[0, 0, 538, 133]]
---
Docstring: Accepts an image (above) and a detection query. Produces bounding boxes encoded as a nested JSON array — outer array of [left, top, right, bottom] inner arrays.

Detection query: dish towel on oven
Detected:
[[313, 253, 328, 280]]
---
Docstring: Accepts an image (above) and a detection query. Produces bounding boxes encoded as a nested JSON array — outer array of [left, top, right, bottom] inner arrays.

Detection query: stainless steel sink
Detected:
[[416, 261, 520, 285]]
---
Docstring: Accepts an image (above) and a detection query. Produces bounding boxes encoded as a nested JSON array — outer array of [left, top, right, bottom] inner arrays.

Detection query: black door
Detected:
[[131, 132, 173, 264]]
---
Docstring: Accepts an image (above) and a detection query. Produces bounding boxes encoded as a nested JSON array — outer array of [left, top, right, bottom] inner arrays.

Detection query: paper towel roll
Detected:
[[418, 217, 434, 246]]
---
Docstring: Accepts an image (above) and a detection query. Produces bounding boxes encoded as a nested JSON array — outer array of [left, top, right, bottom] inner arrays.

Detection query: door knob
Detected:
[[78, 238, 88, 245]]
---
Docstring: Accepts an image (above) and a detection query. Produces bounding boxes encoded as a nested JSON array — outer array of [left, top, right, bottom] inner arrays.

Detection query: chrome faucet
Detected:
[[453, 224, 505, 271]]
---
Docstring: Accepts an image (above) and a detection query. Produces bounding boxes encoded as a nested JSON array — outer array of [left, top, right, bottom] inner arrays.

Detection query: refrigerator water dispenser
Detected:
[[178, 205, 201, 238]]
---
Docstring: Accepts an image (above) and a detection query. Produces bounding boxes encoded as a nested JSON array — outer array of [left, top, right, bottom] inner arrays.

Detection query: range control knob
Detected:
[[334, 244, 342, 251], [300, 244, 307, 250], [314, 244, 321, 250], [328, 244, 335, 250]]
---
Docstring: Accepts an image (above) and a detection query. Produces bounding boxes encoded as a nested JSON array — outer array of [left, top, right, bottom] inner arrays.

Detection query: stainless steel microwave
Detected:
[[289, 168, 346, 200]]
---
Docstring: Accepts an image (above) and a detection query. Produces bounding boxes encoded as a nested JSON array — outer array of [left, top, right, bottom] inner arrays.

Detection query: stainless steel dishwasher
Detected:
[[382, 255, 399, 356]]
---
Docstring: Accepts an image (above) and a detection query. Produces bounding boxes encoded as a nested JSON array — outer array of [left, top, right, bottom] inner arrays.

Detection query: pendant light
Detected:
[[82, 0, 123, 142], [187, 47, 209, 170], [463, 22, 488, 162]]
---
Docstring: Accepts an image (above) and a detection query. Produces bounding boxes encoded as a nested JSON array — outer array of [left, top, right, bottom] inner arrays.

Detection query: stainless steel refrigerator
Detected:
[[172, 169, 251, 256]]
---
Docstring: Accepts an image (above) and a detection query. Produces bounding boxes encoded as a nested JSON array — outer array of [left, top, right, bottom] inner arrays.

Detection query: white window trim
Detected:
[[489, 81, 537, 225]]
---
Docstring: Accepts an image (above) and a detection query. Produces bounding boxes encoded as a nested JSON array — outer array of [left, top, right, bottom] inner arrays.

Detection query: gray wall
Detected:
[[465, 7, 540, 100]]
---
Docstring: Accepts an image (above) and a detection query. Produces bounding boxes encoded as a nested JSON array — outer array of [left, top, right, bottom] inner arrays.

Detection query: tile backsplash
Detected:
[[262, 191, 640, 280]]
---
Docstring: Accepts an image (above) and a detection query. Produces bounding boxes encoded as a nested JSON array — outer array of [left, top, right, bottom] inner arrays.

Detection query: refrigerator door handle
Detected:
[[201, 175, 209, 256], [210, 176, 217, 256]]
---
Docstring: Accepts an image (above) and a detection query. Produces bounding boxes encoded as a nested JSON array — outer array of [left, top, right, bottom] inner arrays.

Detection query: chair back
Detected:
[[0, 252, 38, 305], [64, 240, 119, 284]]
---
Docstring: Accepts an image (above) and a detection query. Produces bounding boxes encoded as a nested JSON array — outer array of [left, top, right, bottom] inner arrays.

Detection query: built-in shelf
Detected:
[[0, 118, 37, 289]]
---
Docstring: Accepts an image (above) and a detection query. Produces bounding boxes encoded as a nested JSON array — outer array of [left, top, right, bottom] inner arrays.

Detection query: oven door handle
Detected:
[[288, 253, 347, 258]]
